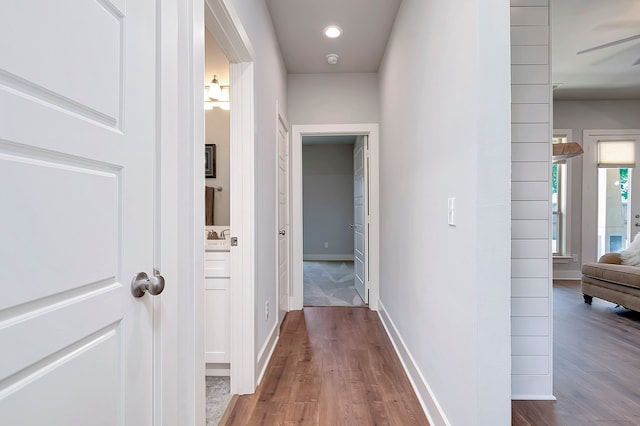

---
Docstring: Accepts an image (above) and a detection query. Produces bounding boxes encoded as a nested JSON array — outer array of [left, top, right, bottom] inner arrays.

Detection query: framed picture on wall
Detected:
[[205, 144, 216, 178]]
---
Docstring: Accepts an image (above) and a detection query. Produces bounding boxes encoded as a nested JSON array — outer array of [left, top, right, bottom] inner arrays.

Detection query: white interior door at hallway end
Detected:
[[0, 2, 159, 424], [353, 136, 368, 304]]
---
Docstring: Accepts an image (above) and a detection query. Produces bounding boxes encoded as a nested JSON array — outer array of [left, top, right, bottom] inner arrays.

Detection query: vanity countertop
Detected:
[[205, 240, 230, 251]]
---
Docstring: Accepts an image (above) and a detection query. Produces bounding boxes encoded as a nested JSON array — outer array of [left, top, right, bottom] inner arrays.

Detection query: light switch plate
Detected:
[[448, 197, 456, 227]]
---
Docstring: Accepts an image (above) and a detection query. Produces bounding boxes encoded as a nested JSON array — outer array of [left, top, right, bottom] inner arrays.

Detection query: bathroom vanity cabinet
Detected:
[[204, 246, 230, 364]]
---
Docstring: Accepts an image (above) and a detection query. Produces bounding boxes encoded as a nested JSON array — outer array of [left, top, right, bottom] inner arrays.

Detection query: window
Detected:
[[552, 131, 572, 257]]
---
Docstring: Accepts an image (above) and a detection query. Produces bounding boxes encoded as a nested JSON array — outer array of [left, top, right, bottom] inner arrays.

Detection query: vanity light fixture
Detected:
[[208, 75, 222, 100], [204, 75, 230, 110], [323, 25, 342, 38]]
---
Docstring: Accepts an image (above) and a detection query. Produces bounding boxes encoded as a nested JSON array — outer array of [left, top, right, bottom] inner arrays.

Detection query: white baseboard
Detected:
[[512, 394, 557, 401], [256, 321, 279, 386], [205, 363, 230, 376], [377, 300, 450, 426], [552, 270, 582, 280], [303, 254, 354, 261]]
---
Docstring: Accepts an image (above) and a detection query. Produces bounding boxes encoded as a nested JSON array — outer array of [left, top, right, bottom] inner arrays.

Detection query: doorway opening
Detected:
[[582, 130, 640, 263], [301, 136, 365, 307], [291, 124, 380, 311]]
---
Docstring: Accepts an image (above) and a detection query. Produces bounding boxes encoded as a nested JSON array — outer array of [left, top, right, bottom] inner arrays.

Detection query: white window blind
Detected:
[[598, 140, 635, 168]]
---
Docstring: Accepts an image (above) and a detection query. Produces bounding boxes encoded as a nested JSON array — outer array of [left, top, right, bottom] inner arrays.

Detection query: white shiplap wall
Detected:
[[510, 0, 554, 399]]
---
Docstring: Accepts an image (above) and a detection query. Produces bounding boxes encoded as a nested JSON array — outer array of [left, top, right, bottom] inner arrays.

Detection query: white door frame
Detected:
[[291, 123, 380, 311], [276, 101, 290, 327], [582, 129, 640, 264], [166, 0, 256, 422]]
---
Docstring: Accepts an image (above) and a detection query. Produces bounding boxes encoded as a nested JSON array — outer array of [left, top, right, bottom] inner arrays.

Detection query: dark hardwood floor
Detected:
[[513, 280, 640, 425], [223, 307, 429, 425]]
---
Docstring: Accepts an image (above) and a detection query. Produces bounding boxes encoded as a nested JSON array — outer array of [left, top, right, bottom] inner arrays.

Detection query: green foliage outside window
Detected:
[[620, 168, 629, 200]]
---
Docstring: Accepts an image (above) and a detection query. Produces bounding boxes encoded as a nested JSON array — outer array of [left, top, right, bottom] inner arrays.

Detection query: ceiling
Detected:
[[552, 0, 640, 99], [265, 0, 401, 74], [265, 0, 640, 100]]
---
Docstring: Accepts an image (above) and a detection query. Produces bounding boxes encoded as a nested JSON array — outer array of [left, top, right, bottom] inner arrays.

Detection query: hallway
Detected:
[[223, 307, 428, 425]]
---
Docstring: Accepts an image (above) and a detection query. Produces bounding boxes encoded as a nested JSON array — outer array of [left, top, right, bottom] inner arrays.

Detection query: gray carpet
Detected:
[[206, 376, 231, 426], [303, 261, 365, 307]]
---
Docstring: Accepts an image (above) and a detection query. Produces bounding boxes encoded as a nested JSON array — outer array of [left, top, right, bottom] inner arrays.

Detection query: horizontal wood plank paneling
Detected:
[[512, 336, 549, 356], [511, 0, 552, 399], [512, 85, 550, 104], [512, 181, 549, 201], [512, 220, 549, 239], [512, 123, 549, 142], [511, 317, 549, 336], [511, 46, 549, 65], [512, 104, 549, 123], [512, 278, 549, 298], [511, 27, 549, 45], [510, 7, 549, 26], [512, 65, 549, 84], [512, 162, 549, 181], [512, 143, 549, 162], [512, 201, 549, 220], [512, 356, 549, 375], [512, 297, 550, 316], [512, 259, 549, 278], [512, 239, 549, 259]]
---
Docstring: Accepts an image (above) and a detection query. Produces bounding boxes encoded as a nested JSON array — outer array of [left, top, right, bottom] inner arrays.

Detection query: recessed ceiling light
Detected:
[[324, 25, 342, 39]]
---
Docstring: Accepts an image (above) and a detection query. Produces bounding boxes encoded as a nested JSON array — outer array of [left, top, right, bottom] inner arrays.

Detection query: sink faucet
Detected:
[[220, 229, 231, 239], [207, 230, 219, 240]]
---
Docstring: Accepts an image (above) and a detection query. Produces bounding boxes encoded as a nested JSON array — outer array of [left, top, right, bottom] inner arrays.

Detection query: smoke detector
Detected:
[[326, 54, 339, 65]]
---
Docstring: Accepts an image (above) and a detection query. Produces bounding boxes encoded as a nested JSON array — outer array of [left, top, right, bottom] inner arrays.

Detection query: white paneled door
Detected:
[[277, 112, 289, 326], [353, 136, 368, 303], [0, 1, 158, 424]]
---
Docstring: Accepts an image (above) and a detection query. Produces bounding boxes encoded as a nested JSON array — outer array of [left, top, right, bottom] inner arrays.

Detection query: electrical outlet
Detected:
[[324, 242, 329, 248], [572, 254, 578, 262], [265, 301, 269, 320]]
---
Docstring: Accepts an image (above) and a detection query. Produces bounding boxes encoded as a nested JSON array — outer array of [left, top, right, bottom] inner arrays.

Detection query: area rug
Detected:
[[303, 261, 365, 307], [206, 376, 231, 426]]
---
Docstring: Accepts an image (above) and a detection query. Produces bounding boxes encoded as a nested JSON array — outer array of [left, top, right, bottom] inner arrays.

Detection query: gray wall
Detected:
[[378, 0, 511, 422], [553, 100, 640, 278], [288, 73, 379, 124], [302, 144, 354, 259]]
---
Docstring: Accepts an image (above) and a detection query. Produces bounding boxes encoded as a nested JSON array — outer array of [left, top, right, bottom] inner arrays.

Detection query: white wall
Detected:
[[302, 144, 354, 259], [228, 0, 288, 380], [553, 100, 640, 277], [288, 73, 379, 124], [378, 0, 511, 424], [510, 0, 554, 399]]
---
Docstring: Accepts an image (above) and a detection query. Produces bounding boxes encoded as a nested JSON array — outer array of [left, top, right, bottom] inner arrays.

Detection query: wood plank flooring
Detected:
[[223, 307, 429, 425], [512, 280, 640, 425]]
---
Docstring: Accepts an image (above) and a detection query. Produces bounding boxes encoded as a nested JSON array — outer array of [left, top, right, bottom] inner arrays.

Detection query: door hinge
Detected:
[[231, 237, 238, 246]]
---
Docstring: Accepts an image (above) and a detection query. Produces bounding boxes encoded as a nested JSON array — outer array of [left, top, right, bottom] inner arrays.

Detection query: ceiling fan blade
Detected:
[[577, 33, 640, 55]]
